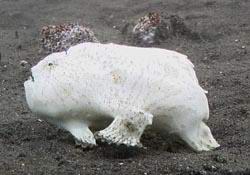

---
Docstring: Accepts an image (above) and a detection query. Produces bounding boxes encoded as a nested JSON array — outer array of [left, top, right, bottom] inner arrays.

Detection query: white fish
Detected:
[[24, 43, 220, 151]]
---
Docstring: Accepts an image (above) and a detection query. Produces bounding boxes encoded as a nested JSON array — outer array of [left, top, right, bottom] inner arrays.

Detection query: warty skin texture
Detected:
[[24, 43, 219, 151]]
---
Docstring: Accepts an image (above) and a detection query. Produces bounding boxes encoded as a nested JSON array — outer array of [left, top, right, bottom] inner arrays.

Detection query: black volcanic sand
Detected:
[[0, 0, 249, 174]]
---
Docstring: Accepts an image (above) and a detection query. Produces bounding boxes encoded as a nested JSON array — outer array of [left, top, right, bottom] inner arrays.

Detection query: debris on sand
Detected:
[[20, 60, 28, 67], [213, 154, 227, 163], [40, 23, 99, 54], [132, 12, 170, 46], [131, 12, 200, 46]]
